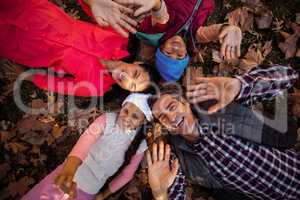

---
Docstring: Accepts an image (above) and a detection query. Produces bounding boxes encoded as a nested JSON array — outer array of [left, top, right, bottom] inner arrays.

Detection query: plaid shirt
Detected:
[[168, 64, 299, 200]]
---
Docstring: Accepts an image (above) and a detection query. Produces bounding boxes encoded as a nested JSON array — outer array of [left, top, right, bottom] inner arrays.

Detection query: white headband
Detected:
[[122, 93, 153, 121]]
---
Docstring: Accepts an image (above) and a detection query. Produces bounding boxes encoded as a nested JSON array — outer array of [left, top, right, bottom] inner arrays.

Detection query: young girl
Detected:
[[21, 93, 153, 200], [0, 0, 154, 97]]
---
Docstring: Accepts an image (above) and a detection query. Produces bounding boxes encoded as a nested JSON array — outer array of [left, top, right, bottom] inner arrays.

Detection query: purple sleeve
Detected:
[[168, 150, 187, 200], [235, 64, 298, 106]]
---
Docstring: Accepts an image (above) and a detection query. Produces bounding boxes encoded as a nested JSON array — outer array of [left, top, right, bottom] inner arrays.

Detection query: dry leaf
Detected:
[[261, 40, 273, 58], [21, 131, 47, 145], [4, 142, 29, 154], [279, 34, 298, 59], [31, 99, 47, 110], [52, 125, 65, 139], [7, 176, 34, 197], [226, 7, 254, 32], [16, 116, 52, 135], [0, 130, 16, 142], [291, 22, 300, 37], [296, 49, 300, 58], [0, 163, 11, 180], [255, 7, 273, 29], [239, 45, 263, 72], [241, 0, 263, 7], [296, 13, 300, 25]]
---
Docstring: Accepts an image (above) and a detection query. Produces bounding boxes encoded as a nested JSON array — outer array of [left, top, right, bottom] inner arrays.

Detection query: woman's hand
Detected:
[[115, 0, 162, 16], [146, 141, 179, 200], [54, 156, 82, 199], [219, 25, 242, 61], [85, 0, 137, 37], [186, 77, 242, 114]]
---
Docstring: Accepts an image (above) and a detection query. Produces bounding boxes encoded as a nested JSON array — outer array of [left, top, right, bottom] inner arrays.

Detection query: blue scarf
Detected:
[[155, 48, 190, 82]]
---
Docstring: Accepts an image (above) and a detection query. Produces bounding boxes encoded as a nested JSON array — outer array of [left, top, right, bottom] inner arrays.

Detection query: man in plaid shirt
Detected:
[[148, 64, 299, 200]]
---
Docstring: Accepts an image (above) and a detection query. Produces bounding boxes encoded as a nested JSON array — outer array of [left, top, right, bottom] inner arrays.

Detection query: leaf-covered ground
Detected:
[[1, 0, 300, 199]]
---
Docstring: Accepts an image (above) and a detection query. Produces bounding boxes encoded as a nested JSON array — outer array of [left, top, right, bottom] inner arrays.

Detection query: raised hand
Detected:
[[85, 0, 138, 37], [219, 25, 242, 61], [186, 76, 242, 114], [146, 141, 179, 200]]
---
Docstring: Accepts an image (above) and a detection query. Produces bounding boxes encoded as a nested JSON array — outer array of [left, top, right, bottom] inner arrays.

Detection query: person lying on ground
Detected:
[[22, 93, 153, 200]]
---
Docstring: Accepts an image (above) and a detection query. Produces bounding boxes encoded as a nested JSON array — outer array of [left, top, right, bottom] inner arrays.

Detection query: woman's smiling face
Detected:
[[111, 62, 150, 92]]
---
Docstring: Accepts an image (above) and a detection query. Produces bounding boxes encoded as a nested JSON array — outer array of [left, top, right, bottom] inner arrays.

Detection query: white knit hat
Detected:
[[122, 93, 153, 121]]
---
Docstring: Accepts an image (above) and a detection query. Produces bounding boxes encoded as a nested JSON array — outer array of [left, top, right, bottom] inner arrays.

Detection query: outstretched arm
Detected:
[[186, 65, 298, 113]]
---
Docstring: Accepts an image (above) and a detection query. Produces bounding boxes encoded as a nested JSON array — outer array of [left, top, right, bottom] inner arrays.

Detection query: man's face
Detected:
[[152, 94, 195, 135]]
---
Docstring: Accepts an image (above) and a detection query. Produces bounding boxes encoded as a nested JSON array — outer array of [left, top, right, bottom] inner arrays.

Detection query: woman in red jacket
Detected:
[[0, 0, 152, 96]]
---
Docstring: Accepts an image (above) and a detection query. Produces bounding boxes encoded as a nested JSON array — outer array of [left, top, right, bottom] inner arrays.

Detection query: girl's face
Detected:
[[117, 102, 146, 132], [111, 62, 150, 92], [161, 36, 187, 60]]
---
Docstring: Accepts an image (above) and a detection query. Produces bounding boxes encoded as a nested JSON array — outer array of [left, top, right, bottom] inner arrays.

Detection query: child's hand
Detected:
[[219, 25, 242, 61], [95, 188, 112, 200], [54, 156, 82, 198]]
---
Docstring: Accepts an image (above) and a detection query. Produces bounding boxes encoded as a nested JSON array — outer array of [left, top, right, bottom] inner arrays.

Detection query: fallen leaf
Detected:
[[255, 7, 273, 29], [16, 116, 52, 135], [226, 7, 254, 32], [7, 176, 34, 197], [296, 13, 300, 24], [21, 131, 47, 145], [239, 44, 263, 72], [4, 142, 29, 154], [0, 163, 11, 180], [261, 40, 273, 58], [240, 0, 263, 7], [279, 34, 298, 59], [31, 99, 47, 110], [291, 22, 300, 37], [51, 125, 65, 139], [296, 49, 300, 58], [0, 130, 16, 142]]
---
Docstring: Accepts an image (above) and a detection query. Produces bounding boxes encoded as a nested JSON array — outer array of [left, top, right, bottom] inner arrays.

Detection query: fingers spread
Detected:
[[146, 150, 152, 166], [152, 143, 158, 162], [110, 21, 128, 37], [158, 141, 165, 161], [186, 82, 208, 92], [189, 94, 217, 104], [119, 19, 137, 34], [117, 3, 134, 14], [95, 16, 109, 27], [165, 144, 170, 162], [122, 14, 138, 27], [134, 6, 150, 17]]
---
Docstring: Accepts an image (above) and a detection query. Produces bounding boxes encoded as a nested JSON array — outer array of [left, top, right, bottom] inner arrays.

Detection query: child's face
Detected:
[[111, 62, 150, 92], [117, 102, 146, 132], [161, 36, 187, 60]]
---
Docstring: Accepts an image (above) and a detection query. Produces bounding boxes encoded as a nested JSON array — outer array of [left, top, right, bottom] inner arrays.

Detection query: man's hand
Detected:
[[54, 156, 82, 199], [186, 77, 242, 114], [147, 141, 179, 200], [86, 0, 138, 37], [219, 25, 242, 61]]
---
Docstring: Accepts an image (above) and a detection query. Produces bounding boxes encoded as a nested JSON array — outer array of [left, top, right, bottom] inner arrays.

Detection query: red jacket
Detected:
[[0, 0, 129, 96]]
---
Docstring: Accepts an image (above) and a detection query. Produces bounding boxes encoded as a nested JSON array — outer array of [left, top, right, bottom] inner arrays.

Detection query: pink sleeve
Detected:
[[108, 152, 144, 193], [68, 114, 107, 161]]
